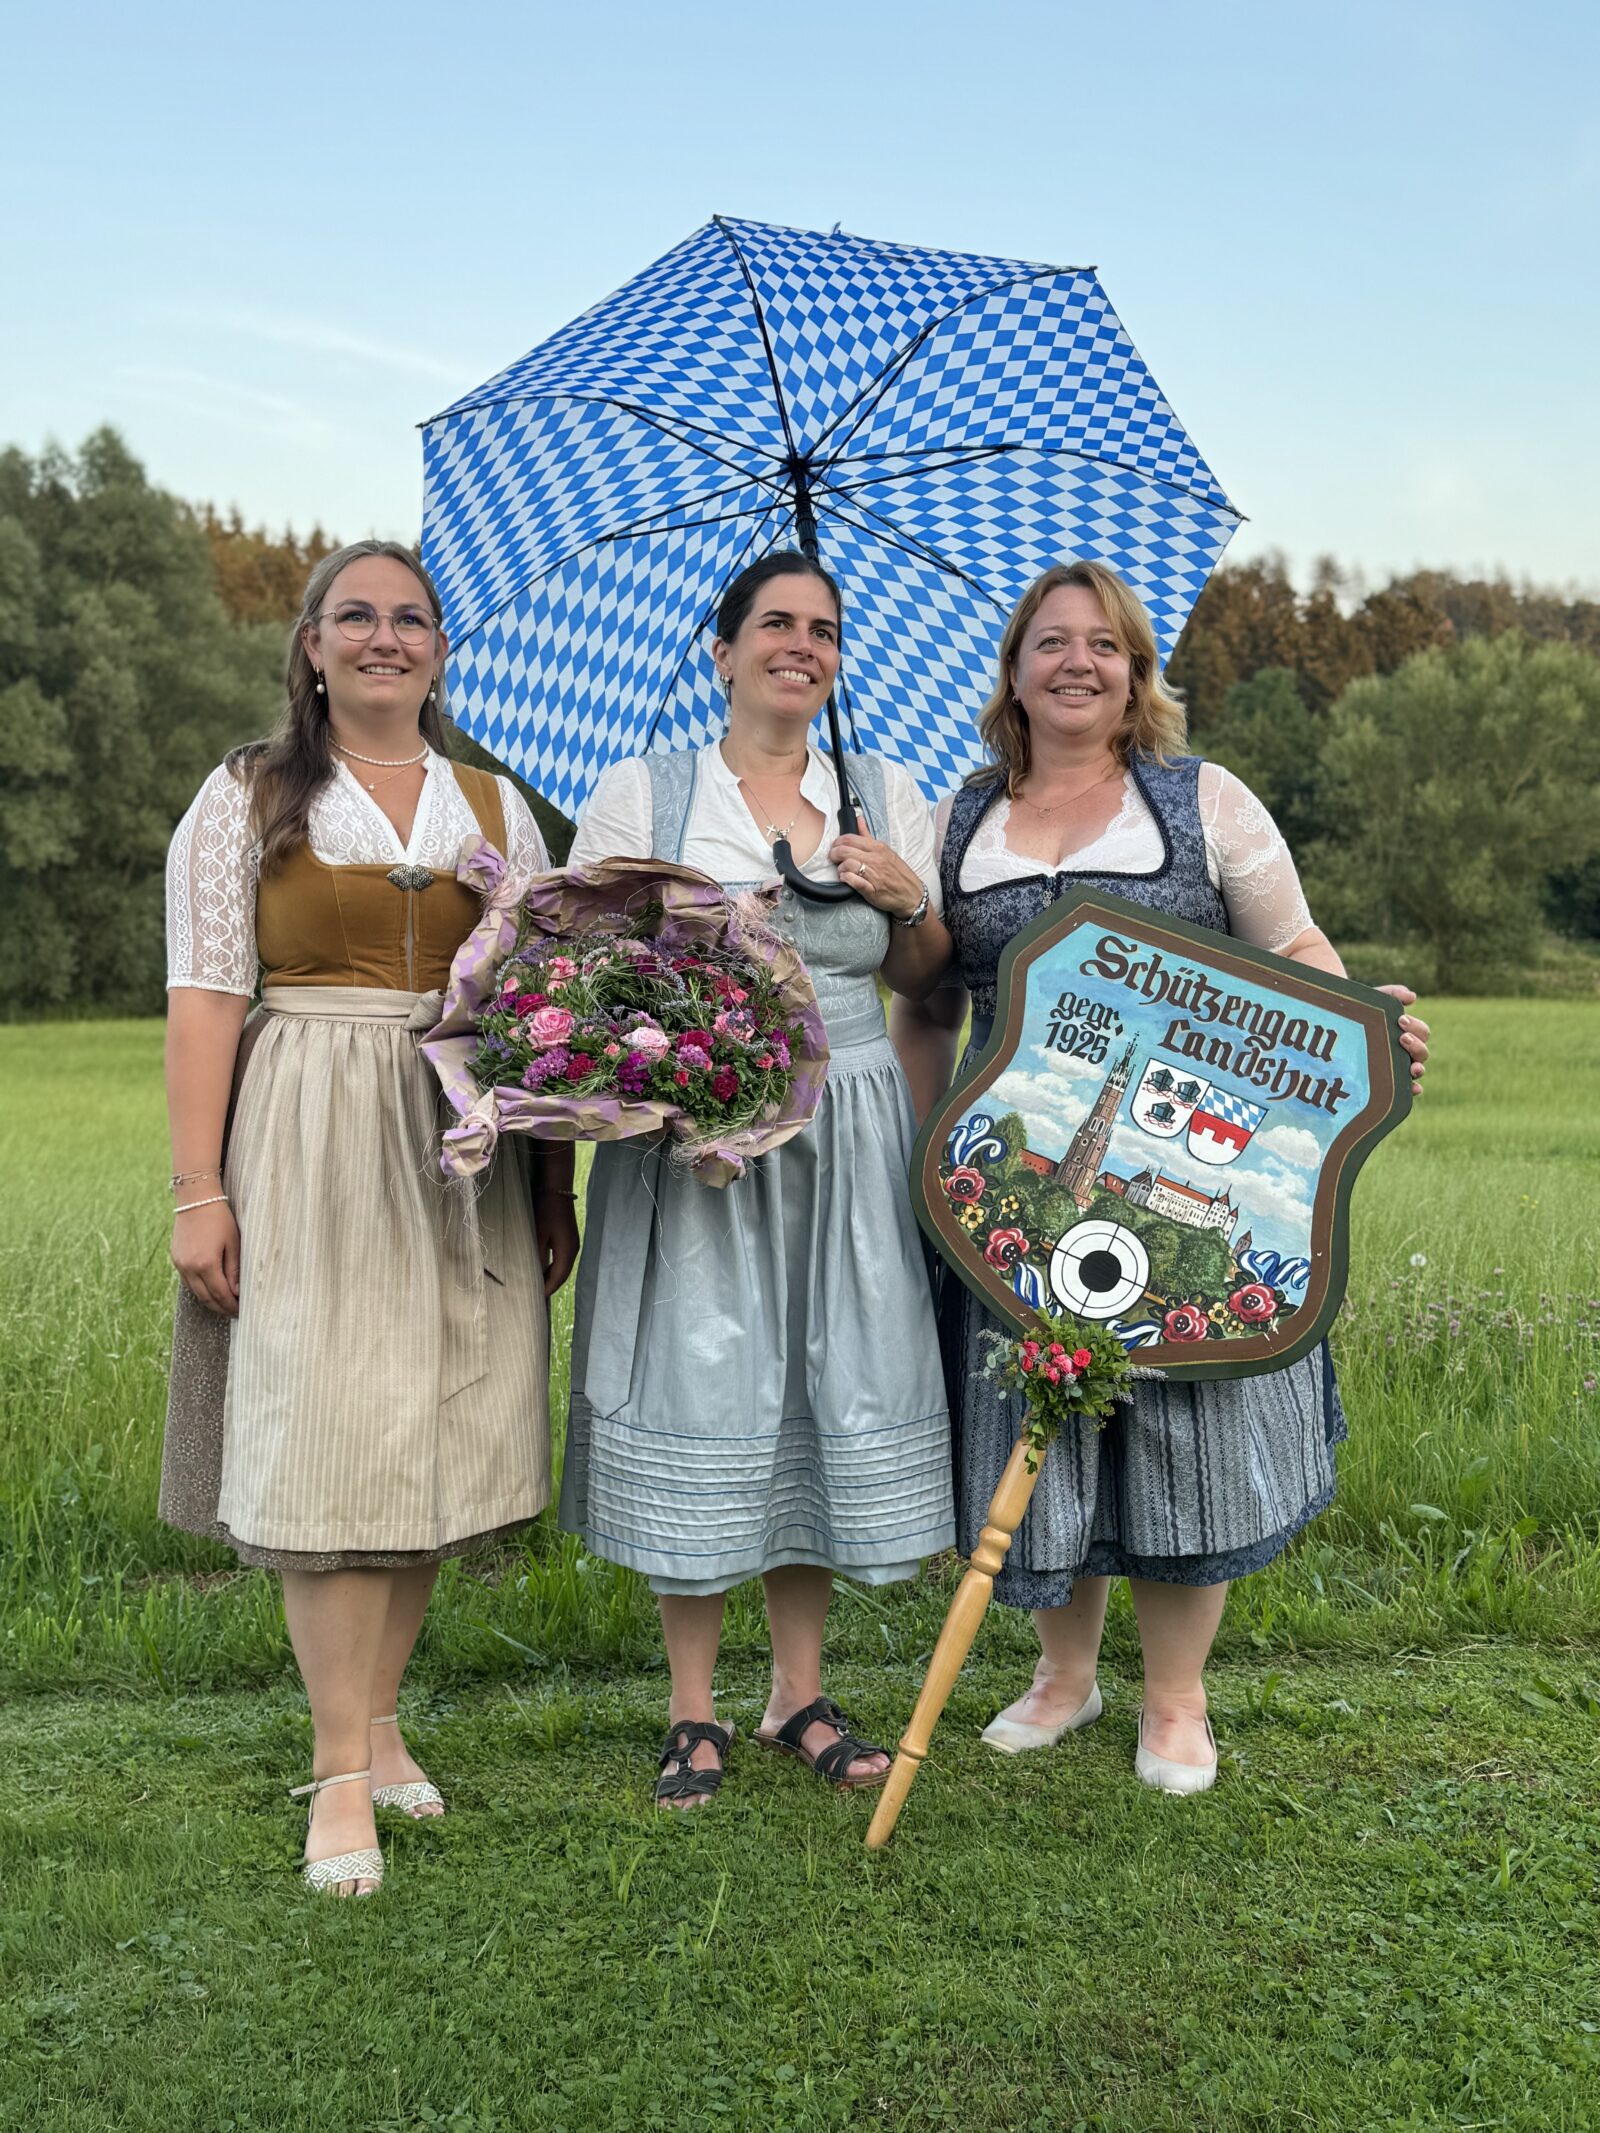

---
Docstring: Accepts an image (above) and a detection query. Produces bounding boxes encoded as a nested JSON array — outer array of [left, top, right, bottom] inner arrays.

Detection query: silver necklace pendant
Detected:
[[386, 865, 435, 892]]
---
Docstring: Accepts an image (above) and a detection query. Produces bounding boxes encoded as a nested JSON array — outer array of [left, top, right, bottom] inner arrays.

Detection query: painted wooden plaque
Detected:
[[914, 888, 1412, 1380]]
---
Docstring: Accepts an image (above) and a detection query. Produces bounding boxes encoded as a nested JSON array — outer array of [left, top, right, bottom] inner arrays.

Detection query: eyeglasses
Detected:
[[319, 603, 439, 644]]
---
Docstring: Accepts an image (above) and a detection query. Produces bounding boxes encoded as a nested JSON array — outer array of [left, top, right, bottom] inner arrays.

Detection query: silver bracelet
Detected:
[[894, 886, 931, 929], [174, 1194, 230, 1214]]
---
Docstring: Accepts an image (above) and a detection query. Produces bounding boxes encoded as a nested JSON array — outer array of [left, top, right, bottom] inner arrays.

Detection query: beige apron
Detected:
[[159, 767, 551, 1563]]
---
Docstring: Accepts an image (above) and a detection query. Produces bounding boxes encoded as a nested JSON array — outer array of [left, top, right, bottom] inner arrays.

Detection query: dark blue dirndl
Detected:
[[940, 755, 1346, 1609]]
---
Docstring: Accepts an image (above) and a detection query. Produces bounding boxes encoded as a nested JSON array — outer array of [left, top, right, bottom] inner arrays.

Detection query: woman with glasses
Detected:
[[160, 540, 577, 1896]]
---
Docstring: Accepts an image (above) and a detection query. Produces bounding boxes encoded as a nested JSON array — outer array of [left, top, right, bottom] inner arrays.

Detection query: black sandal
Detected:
[[654, 1720, 732, 1809], [755, 1696, 889, 1791]]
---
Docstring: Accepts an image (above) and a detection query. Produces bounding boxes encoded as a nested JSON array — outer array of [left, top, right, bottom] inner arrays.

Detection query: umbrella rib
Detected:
[[805, 269, 1084, 463], [446, 493, 791, 652], [431, 386, 791, 494], [818, 438, 1241, 520], [714, 215, 805, 479], [815, 498, 1014, 620], [640, 504, 788, 751]]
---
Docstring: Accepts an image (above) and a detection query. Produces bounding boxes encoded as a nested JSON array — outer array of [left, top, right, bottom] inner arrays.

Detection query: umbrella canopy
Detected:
[[422, 215, 1240, 816]]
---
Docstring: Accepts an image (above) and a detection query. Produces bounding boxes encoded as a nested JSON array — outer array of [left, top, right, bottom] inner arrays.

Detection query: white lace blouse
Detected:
[[569, 744, 942, 907], [166, 752, 550, 995], [933, 762, 1314, 954]]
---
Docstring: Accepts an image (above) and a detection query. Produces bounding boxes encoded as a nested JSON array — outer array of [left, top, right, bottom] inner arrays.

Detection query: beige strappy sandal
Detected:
[[369, 1714, 445, 1817], [288, 1768, 384, 1895]]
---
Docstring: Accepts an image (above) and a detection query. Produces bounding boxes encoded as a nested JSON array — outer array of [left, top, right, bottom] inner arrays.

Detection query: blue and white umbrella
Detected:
[[422, 215, 1240, 820]]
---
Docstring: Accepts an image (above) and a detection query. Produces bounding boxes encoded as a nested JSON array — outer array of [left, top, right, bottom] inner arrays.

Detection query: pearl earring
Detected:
[[315, 673, 325, 696]]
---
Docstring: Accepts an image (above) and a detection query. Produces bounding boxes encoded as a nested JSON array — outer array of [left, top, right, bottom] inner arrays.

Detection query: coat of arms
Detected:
[[914, 889, 1412, 1380]]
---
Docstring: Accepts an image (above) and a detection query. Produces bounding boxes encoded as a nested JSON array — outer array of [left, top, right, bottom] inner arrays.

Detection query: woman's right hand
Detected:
[[172, 1201, 241, 1317]]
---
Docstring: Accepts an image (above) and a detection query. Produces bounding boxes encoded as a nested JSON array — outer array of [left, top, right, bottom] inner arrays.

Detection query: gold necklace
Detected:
[[1017, 762, 1122, 815]]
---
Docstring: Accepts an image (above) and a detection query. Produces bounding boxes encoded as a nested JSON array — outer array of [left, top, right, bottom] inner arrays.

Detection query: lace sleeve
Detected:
[[568, 757, 653, 866], [879, 759, 944, 914], [166, 762, 260, 994], [1199, 763, 1315, 954], [498, 779, 550, 877]]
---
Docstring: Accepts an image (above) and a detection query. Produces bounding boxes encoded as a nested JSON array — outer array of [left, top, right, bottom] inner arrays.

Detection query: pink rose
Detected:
[[1229, 1284, 1277, 1325], [982, 1226, 1029, 1271], [1071, 1346, 1092, 1372], [625, 1026, 670, 1060], [545, 956, 578, 982], [944, 1166, 985, 1205], [674, 1068, 690, 1087], [1163, 1304, 1210, 1343], [755, 1053, 775, 1071], [526, 1006, 574, 1048]]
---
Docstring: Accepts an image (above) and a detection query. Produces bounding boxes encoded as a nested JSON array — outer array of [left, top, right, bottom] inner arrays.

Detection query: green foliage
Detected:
[[1201, 666, 1326, 854], [0, 433, 280, 1016], [0, 433, 576, 1018], [1302, 633, 1600, 993]]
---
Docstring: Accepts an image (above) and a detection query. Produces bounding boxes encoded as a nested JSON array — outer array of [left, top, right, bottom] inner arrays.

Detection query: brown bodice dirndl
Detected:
[[159, 764, 553, 1570]]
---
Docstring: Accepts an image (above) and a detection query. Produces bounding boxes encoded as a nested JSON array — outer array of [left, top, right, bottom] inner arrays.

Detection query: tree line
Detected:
[[0, 430, 1595, 1017]]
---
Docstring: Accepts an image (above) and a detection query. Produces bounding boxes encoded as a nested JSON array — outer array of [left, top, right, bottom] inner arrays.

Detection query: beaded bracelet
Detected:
[[174, 1195, 230, 1214]]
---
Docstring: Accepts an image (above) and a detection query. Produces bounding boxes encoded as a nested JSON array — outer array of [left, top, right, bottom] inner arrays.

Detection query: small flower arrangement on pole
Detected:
[[979, 1312, 1142, 1471]]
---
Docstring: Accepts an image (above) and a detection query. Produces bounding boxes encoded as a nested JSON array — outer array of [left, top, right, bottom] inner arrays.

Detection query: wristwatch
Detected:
[[895, 886, 931, 929]]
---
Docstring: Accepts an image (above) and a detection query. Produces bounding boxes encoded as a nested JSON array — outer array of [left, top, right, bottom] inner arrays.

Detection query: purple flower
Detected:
[[676, 1043, 712, 1070], [521, 1047, 571, 1089]]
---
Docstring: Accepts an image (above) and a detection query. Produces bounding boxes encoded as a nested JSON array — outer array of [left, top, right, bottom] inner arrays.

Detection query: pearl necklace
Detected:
[[333, 739, 428, 792]]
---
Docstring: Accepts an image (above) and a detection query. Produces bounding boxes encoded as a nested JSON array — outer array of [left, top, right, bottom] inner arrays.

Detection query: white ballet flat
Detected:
[[980, 1681, 1103, 1754], [1134, 1708, 1218, 1796], [289, 1768, 384, 1895], [369, 1715, 445, 1817]]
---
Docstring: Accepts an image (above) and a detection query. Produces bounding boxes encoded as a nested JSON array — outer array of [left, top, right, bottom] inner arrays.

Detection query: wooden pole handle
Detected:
[[865, 1434, 1045, 1850]]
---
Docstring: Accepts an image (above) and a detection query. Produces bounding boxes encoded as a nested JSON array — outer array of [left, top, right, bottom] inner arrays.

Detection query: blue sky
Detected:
[[6, 0, 1596, 589], [981, 927, 1371, 1262]]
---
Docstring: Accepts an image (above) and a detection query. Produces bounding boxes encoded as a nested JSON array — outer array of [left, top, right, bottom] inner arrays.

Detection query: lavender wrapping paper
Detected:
[[419, 840, 831, 1188]]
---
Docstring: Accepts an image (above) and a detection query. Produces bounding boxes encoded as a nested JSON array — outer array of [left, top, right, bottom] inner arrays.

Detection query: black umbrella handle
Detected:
[[769, 681, 862, 901], [772, 837, 857, 903]]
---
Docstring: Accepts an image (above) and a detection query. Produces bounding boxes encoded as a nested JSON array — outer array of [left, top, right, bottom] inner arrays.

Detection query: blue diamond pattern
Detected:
[[446, 507, 783, 817], [422, 216, 1241, 819]]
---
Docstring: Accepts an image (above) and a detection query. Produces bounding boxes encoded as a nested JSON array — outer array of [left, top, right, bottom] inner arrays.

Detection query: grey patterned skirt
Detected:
[[943, 1272, 1346, 1610]]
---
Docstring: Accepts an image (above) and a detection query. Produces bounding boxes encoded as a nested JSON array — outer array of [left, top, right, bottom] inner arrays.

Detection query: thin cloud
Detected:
[[112, 366, 333, 440], [210, 309, 469, 387]]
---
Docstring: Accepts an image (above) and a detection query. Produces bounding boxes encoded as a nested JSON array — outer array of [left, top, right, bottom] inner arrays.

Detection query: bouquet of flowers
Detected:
[[420, 842, 829, 1187], [979, 1311, 1146, 1471]]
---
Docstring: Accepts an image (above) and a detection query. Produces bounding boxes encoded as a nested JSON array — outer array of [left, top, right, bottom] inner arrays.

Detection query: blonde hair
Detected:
[[968, 561, 1188, 793]]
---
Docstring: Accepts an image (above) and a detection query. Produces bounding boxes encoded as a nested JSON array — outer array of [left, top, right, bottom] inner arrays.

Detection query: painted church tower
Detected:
[[1055, 1041, 1138, 1211]]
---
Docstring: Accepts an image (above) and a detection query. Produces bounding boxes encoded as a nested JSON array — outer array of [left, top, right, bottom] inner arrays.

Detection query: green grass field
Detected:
[[2, 1006, 1598, 2131]]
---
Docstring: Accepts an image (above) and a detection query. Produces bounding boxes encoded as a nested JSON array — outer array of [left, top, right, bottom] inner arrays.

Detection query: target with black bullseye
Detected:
[[1048, 1220, 1151, 1320]]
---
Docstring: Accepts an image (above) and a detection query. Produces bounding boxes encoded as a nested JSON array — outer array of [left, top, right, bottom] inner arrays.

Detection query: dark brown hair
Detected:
[[227, 540, 452, 873], [715, 549, 842, 644]]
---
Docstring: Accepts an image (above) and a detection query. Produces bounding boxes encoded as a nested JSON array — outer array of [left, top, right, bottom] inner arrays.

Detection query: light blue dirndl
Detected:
[[560, 750, 956, 1595]]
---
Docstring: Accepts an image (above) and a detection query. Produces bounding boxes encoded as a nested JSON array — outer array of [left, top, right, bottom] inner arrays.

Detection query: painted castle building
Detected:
[[1121, 1166, 1237, 1238]]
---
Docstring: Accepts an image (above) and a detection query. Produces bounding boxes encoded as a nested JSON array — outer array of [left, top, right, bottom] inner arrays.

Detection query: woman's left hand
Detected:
[[1376, 984, 1431, 1090], [534, 1194, 581, 1297], [828, 831, 926, 920]]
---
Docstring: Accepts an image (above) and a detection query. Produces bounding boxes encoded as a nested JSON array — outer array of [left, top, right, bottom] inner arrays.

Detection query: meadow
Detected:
[[2, 1005, 1598, 2131]]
